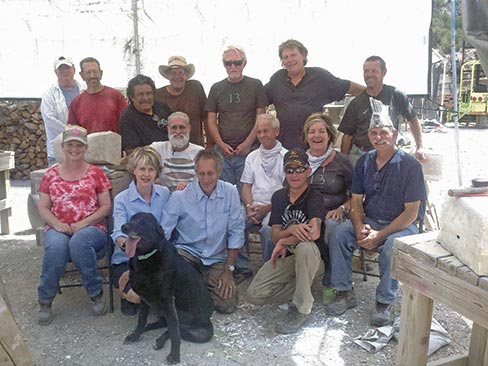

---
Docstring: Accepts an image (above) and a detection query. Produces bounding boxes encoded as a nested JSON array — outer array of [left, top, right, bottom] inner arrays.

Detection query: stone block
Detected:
[[53, 131, 122, 165], [437, 196, 488, 276]]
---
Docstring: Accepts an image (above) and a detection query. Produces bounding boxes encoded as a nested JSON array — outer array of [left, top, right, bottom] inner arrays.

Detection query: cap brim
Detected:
[[63, 137, 87, 144]]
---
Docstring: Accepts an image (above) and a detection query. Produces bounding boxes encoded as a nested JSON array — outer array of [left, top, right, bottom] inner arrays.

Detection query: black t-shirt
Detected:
[[120, 100, 171, 151], [269, 187, 326, 247], [338, 85, 416, 150]]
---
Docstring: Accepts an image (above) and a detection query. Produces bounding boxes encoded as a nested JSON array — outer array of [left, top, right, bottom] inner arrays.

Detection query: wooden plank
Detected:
[[397, 287, 433, 366], [408, 240, 452, 266], [479, 277, 488, 291], [391, 247, 399, 280], [0, 210, 9, 235], [438, 256, 466, 276], [456, 266, 480, 286], [427, 354, 468, 366], [468, 323, 488, 366], [394, 231, 439, 253], [395, 251, 488, 329]]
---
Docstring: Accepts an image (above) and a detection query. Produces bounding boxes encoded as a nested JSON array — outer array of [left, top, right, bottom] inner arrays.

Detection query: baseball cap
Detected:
[[283, 148, 309, 167], [54, 56, 74, 70], [62, 125, 88, 144]]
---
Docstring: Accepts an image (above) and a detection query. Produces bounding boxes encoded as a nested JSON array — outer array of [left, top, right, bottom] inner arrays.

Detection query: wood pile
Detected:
[[0, 100, 47, 179]]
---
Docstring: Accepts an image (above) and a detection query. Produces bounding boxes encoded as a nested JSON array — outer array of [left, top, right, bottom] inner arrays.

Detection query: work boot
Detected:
[[322, 287, 337, 305], [371, 301, 394, 326], [91, 292, 107, 317], [37, 303, 54, 326], [325, 289, 357, 316], [275, 304, 311, 334]]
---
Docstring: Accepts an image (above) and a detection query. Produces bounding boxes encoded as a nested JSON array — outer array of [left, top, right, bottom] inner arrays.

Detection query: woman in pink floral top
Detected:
[[36, 125, 112, 326]]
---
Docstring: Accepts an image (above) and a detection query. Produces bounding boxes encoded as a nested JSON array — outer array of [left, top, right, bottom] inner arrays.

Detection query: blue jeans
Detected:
[[321, 217, 343, 287], [38, 226, 107, 304], [214, 146, 246, 194], [329, 217, 417, 304]]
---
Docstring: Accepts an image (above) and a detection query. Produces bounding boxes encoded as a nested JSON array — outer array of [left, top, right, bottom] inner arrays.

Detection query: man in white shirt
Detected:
[[240, 114, 287, 262], [41, 56, 83, 165], [150, 111, 204, 191]]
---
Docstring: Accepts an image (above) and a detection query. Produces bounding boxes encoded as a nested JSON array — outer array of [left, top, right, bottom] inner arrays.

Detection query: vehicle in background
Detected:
[[457, 59, 488, 128]]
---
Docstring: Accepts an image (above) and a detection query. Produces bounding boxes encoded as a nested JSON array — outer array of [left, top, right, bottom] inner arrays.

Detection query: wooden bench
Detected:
[[392, 231, 488, 366]]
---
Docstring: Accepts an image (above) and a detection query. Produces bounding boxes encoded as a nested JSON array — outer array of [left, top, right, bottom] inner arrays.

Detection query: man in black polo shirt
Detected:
[[120, 74, 171, 156]]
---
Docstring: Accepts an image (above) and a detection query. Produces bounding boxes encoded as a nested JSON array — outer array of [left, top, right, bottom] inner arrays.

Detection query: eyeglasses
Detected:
[[285, 166, 307, 174], [373, 171, 381, 191], [223, 60, 244, 67], [152, 114, 168, 129]]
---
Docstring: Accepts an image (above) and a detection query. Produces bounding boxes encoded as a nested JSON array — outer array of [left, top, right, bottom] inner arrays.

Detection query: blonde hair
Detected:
[[302, 113, 338, 147], [126, 146, 162, 177]]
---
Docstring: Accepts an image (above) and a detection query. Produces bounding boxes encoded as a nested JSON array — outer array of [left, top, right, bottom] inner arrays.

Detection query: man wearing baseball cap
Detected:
[[41, 56, 84, 165], [325, 99, 427, 326], [246, 148, 326, 334], [155, 56, 209, 147]]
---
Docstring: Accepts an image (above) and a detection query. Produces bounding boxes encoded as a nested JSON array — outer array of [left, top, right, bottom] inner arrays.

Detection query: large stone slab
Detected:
[[53, 131, 121, 165], [437, 196, 488, 276]]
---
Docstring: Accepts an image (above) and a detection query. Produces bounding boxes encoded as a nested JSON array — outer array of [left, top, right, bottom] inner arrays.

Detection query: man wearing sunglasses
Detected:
[[205, 45, 268, 195], [325, 102, 426, 326], [246, 148, 325, 334]]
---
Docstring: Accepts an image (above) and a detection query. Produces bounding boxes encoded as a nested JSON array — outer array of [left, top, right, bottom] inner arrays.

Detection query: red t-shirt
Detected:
[[68, 86, 127, 133], [39, 164, 112, 231]]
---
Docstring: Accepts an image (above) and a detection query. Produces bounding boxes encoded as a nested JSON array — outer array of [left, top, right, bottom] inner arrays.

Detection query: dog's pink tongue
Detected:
[[125, 237, 140, 258]]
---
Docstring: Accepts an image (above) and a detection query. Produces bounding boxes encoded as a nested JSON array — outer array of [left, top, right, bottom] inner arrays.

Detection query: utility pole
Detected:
[[132, 0, 141, 75]]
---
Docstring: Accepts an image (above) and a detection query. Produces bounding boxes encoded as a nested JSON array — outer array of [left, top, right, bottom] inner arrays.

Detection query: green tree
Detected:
[[432, 0, 463, 54]]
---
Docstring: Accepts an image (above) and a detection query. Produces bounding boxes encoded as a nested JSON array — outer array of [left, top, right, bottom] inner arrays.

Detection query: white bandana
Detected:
[[307, 144, 333, 175], [260, 141, 284, 175]]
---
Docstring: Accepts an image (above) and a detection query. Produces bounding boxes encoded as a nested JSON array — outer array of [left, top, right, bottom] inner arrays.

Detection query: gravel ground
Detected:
[[1, 126, 487, 366]]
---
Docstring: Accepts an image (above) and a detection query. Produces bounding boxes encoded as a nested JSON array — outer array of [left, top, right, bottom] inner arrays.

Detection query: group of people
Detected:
[[37, 39, 428, 336]]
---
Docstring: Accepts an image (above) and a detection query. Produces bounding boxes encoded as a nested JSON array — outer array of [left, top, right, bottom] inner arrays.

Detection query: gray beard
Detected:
[[170, 134, 189, 149]]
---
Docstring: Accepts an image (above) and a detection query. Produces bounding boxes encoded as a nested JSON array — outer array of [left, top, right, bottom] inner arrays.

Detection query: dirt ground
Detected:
[[1, 126, 487, 366]]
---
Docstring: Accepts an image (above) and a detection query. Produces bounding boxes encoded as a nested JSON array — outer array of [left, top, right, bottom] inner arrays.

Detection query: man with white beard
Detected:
[[150, 112, 204, 192]]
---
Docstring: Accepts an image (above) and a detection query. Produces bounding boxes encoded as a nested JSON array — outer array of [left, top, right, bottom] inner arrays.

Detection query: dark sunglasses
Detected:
[[223, 60, 244, 67], [285, 166, 307, 174], [152, 114, 168, 129], [373, 171, 381, 191]]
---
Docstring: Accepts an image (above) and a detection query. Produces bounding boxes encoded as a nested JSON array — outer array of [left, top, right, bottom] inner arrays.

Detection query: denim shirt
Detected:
[[162, 180, 244, 266], [111, 181, 170, 265]]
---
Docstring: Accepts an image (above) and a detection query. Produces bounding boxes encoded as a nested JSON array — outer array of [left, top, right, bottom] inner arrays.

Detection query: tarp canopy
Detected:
[[0, 0, 432, 98]]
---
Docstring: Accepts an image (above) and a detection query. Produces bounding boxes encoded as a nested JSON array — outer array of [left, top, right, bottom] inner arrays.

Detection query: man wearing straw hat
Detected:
[[155, 56, 209, 147]]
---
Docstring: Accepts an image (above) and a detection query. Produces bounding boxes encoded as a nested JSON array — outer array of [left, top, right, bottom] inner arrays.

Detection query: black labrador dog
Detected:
[[121, 212, 214, 364]]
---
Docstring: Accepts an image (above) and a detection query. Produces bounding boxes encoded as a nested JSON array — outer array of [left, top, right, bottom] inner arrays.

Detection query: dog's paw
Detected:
[[165, 353, 180, 364], [124, 332, 141, 344]]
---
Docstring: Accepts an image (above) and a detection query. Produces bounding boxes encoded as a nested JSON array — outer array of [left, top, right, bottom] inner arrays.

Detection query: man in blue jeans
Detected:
[[325, 98, 427, 326]]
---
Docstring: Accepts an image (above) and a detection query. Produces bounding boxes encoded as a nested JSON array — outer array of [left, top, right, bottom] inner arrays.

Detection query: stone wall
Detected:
[[0, 100, 47, 179]]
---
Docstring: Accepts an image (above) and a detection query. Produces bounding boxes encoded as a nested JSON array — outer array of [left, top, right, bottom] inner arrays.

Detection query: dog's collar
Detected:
[[137, 249, 158, 261]]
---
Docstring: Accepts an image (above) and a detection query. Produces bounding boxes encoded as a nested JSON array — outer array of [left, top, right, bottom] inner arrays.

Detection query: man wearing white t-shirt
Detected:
[[150, 112, 204, 192], [241, 114, 287, 262]]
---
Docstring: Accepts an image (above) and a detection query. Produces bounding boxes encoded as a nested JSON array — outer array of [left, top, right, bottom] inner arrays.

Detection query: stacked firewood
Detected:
[[0, 100, 47, 179]]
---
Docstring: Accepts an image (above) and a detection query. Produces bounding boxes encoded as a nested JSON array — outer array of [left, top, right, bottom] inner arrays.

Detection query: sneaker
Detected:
[[371, 301, 394, 326], [322, 287, 337, 305], [275, 304, 311, 334], [91, 292, 107, 317], [233, 268, 253, 285], [325, 289, 357, 316], [37, 303, 53, 326]]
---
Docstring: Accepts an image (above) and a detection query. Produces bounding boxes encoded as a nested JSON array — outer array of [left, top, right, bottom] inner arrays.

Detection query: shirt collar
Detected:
[[128, 181, 160, 202], [194, 180, 225, 201]]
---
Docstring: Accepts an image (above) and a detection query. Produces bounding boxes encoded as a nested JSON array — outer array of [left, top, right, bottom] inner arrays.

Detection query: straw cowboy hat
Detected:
[[158, 56, 195, 80]]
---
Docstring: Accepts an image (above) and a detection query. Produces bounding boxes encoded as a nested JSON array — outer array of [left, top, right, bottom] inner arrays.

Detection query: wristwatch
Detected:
[[340, 205, 350, 215], [227, 264, 235, 272]]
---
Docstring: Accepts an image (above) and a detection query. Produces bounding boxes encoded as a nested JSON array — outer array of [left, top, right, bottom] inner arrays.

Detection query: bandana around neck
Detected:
[[307, 144, 333, 175], [260, 141, 283, 175]]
